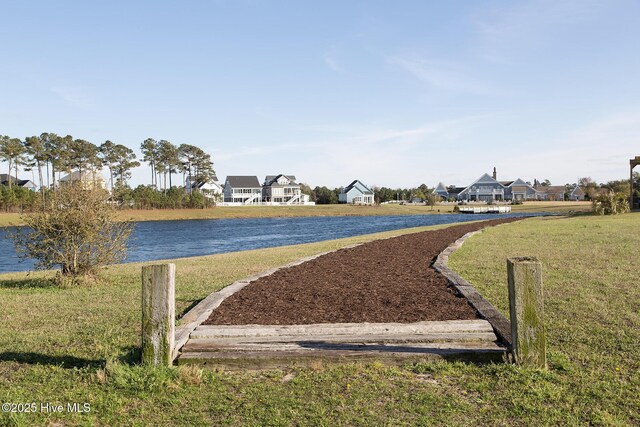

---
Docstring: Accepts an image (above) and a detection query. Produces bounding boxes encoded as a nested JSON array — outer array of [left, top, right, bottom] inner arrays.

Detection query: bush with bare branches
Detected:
[[11, 183, 133, 281]]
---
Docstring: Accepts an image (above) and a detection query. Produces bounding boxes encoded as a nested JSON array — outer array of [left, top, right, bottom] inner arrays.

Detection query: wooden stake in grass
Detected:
[[142, 264, 175, 366], [507, 257, 546, 368]]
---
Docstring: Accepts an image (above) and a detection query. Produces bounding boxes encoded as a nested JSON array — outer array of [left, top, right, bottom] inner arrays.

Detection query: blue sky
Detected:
[[2, 0, 639, 188]]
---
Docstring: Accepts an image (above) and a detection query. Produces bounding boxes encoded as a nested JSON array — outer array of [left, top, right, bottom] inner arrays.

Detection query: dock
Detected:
[[458, 206, 511, 214]]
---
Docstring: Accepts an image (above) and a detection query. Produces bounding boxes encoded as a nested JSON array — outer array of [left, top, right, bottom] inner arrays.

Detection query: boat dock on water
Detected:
[[458, 206, 512, 214]]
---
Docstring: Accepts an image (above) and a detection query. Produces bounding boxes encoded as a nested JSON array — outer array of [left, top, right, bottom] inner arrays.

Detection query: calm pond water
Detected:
[[0, 213, 541, 273]]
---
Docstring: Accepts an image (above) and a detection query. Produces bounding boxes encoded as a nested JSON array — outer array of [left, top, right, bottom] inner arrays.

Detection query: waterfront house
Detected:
[[457, 173, 507, 202], [223, 176, 262, 204], [59, 171, 106, 190], [506, 178, 537, 200], [185, 173, 223, 202], [338, 180, 374, 204], [435, 182, 465, 201], [262, 174, 303, 204], [569, 186, 586, 201], [535, 185, 566, 201], [0, 174, 37, 191], [440, 168, 540, 202]]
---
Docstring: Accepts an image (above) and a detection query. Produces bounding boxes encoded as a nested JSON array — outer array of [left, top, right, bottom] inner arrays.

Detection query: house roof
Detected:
[[187, 178, 222, 190], [508, 178, 536, 190], [448, 187, 465, 195], [0, 174, 35, 188], [570, 186, 585, 196], [500, 180, 515, 187], [264, 174, 297, 186], [225, 176, 261, 188], [0, 174, 18, 185], [536, 185, 565, 194], [342, 180, 373, 195], [59, 171, 104, 182], [459, 173, 504, 195], [435, 182, 448, 192]]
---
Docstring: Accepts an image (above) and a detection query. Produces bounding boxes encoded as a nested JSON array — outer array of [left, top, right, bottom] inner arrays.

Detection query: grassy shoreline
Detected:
[[2, 212, 636, 425], [0, 201, 591, 226]]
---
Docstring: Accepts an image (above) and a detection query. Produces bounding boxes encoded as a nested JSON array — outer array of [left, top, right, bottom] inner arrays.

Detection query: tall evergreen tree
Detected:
[[157, 140, 179, 191], [140, 138, 158, 189], [23, 135, 47, 203], [99, 140, 117, 190], [0, 136, 27, 188], [112, 144, 140, 188]]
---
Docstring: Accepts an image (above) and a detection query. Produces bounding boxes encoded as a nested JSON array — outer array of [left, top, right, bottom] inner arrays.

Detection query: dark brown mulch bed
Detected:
[[205, 218, 522, 325]]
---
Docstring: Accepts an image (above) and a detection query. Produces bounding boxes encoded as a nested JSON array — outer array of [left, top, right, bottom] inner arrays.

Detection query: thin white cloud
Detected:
[[388, 56, 496, 95], [51, 86, 95, 109], [322, 51, 340, 72]]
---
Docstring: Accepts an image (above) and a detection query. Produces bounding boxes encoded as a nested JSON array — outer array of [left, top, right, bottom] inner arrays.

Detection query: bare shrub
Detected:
[[11, 182, 133, 280]]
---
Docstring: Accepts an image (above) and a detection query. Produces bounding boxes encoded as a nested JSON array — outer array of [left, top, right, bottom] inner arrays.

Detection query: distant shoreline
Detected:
[[0, 201, 591, 227]]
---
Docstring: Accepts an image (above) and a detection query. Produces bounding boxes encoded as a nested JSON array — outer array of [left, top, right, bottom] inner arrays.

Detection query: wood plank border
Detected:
[[172, 243, 363, 360], [432, 226, 513, 346], [174, 220, 514, 362]]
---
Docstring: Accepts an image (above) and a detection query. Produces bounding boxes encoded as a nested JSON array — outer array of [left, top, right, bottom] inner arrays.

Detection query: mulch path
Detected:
[[205, 218, 521, 325]]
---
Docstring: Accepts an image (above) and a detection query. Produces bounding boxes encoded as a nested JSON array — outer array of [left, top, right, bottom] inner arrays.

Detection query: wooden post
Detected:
[[141, 263, 176, 366], [507, 257, 546, 368]]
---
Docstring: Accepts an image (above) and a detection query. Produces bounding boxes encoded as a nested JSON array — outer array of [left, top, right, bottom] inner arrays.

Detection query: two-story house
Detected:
[[59, 171, 106, 190], [185, 172, 223, 202], [443, 169, 538, 202], [262, 174, 302, 204], [457, 173, 507, 202], [223, 176, 262, 204], [506, 178, 537, 200]]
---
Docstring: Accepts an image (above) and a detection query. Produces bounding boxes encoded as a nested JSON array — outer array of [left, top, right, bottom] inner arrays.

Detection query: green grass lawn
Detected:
[[1, 213, 637, 425], [0, 201, 592, 226]]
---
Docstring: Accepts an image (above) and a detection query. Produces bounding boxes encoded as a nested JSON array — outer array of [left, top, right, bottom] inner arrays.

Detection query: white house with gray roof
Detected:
[[262, 174, 303, 204], [223, 176, 262, 204], [339, 180, 374, 204], [221, 174, 314, 205], [185, 172, 223, 202]]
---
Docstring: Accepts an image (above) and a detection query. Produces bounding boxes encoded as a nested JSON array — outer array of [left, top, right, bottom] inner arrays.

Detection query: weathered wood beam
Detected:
[[142, 263, 176, 366], [507, 257, 546, 368], [191, 319, 494, 339]]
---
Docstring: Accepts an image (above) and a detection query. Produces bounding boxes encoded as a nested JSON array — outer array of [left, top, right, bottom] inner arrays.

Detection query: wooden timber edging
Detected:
[[172, 225, 463, 361], [172, 243, 364, 360], [173, 221, 511, 366], [432, 227, 513, 347], [178, 319, 504, 368]]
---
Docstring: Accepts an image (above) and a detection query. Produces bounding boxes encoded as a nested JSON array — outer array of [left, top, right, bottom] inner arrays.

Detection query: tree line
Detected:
[[0, 132, 217, 211]]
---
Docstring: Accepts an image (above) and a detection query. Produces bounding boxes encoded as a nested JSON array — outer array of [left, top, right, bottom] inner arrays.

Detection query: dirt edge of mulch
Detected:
[[204, 218, 522, 325]]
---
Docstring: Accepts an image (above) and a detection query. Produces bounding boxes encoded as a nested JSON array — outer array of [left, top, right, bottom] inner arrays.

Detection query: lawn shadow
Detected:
[[0, 352, 103, 369], [118, 346, 142, 365], [0, 277, 57, 289], [0, 346, 143, 369]]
